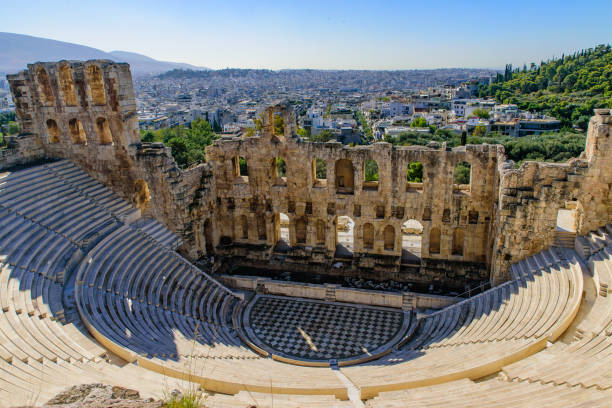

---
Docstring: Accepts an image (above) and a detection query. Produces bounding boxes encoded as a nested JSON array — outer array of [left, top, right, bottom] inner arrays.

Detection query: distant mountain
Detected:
[[0, 32, 208, 75]]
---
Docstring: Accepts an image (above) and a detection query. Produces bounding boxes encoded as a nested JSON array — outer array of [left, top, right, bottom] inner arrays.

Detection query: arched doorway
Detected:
[[335, 215, 354, 258], [401, 219, 423, 263]]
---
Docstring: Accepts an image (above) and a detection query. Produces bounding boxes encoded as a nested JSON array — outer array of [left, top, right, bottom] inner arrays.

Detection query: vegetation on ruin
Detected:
[[406, 161, 423, 182], [479, 44, 612, 129], [309, 129, 335, 142], [385, 129, 586, 166], [141, 117, 218, 167], [0, 112, 19, 147]]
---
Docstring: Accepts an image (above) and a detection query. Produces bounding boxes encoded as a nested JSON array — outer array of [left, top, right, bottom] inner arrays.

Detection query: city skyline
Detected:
[[1, 0, 610, 70]]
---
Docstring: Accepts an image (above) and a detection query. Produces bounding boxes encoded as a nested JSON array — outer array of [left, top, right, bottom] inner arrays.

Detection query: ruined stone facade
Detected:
[[3, 60, 612, 288]]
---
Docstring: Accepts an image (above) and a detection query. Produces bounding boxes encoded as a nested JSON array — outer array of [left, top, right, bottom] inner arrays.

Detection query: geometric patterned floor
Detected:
[[244, 295, 407, 363]]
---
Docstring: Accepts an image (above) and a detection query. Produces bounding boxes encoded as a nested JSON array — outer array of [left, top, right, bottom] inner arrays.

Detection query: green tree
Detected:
[[239, 157, 248, 176], [141, 130, 157, 142], [276, 157, 287, 177], [7, 121, 19, 135], [410, 117, 428, 128], [406, 161, 423, 182], [365, 160, 379, 181], [454, 162, 471, 184], [274, 114, 284, 135], [311, 129, 335, 142], [472, 108, 490, 119], [473, 125, 487, 137]]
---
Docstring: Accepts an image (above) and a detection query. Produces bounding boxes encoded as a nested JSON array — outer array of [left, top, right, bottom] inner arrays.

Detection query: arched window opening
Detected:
[[68, 118, 87, 144], [316, 220, 326, 245], [384, 225, 395, 251], [429, 227, 441, 254], [406, 161, 423, 192], [335, 216, 354, 258], [238, 215, 248, 240], [363, 223, 374, 250], [58, 65, 77, 106], [46, 119, 60, 144], [363, 159, 379, 191], [312, 158, 327, 187], [96, 117, 113, 145], [401, 219, 423, 263], [335, 159, 354, 194], [296, 217, 307, 244], [452, 228, 465, 256], [133, 179, 150, 211], [274, 213, 290, 251], [276, 157, 286, 177], [86, 65, 106, 105], [36, 66, 54, 106], [453, 161, 471, 190]]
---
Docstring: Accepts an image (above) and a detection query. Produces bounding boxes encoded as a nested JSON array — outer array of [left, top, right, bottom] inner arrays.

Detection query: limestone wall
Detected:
[[5, 60, 612, 288]]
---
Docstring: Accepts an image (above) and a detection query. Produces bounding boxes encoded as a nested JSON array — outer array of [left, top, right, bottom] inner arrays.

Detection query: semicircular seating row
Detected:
[[0, 161, 197, 406]]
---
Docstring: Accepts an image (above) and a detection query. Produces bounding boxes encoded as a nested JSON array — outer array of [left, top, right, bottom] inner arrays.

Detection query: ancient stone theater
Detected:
[[0, 60, 611, 407]]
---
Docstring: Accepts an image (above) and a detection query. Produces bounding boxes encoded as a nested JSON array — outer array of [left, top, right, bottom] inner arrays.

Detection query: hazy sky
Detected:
[[2, 0, 610, 70]]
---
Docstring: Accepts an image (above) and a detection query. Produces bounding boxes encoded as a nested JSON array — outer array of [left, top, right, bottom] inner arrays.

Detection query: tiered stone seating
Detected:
[[575, 224, 612, 259], [131, 218, 183, 249], [501, 235, 612, 392], [366, 378, 609, 407], [0, 164, 198, 406], [74, 225, 349, 398], [206, 391, 354, 407], [340, 247, 584, 398]]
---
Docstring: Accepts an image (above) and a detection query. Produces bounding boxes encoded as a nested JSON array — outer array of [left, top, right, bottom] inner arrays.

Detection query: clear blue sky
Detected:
[[1, 0, 610, 69]]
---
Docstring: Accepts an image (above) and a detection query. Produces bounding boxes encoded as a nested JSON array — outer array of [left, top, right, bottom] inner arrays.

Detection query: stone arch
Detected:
[[276, 157, 287, 178], [240, 215, 249, 239], [312, 158, 327, 186], [363, 159, 379, 191], [453, 161, 471, 186], [46, 119, 60, 144], [36, 66, 54, 106], [363, 223, 374, 249], [452, 228, 465, 256], [316, 219, 326, 245], [275, 212, 290, 247], [58, 65, 77, 106], [401, 219, 423, 262], [429, 227, 441, 254], [233, 156, 248, 177], [133, 179, 150, 211], [335, 159, 354, 194], [296, 217, 307, 244], [384, 225, 395, 251], [68, 118, 87, 144], [86, 65, 106, 105], [335, 216, 354, 257], [95, 117, 113, 145]]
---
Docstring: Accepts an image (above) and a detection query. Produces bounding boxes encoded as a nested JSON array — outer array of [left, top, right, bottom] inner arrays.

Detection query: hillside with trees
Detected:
[[479, 44, 611, 129]]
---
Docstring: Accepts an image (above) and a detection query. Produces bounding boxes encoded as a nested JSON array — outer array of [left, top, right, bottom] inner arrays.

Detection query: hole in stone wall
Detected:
[[68, 118, 87, 144], [422, 207, 432, 221], [312, 158, 327, 186], [277, 213, 290, 248], [376, 205, 385, 219], [46, 119, 60, 143], [453, 161, 471, 188], [406, 161, 423, 191], [335, 216, 354, 257], [257, 215, 267, 240], [95, 117, 113, 145], [335, 159, 354, 194], [239, 157, 248, 177], [363, 159, 379, 191], [401, 219, 423, 263], [204, 219, 213, 253]]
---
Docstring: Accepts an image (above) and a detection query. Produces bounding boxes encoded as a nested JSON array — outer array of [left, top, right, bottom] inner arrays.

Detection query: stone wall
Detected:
[[5, 60, 612, 288], [4, 60, 203, 247]]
